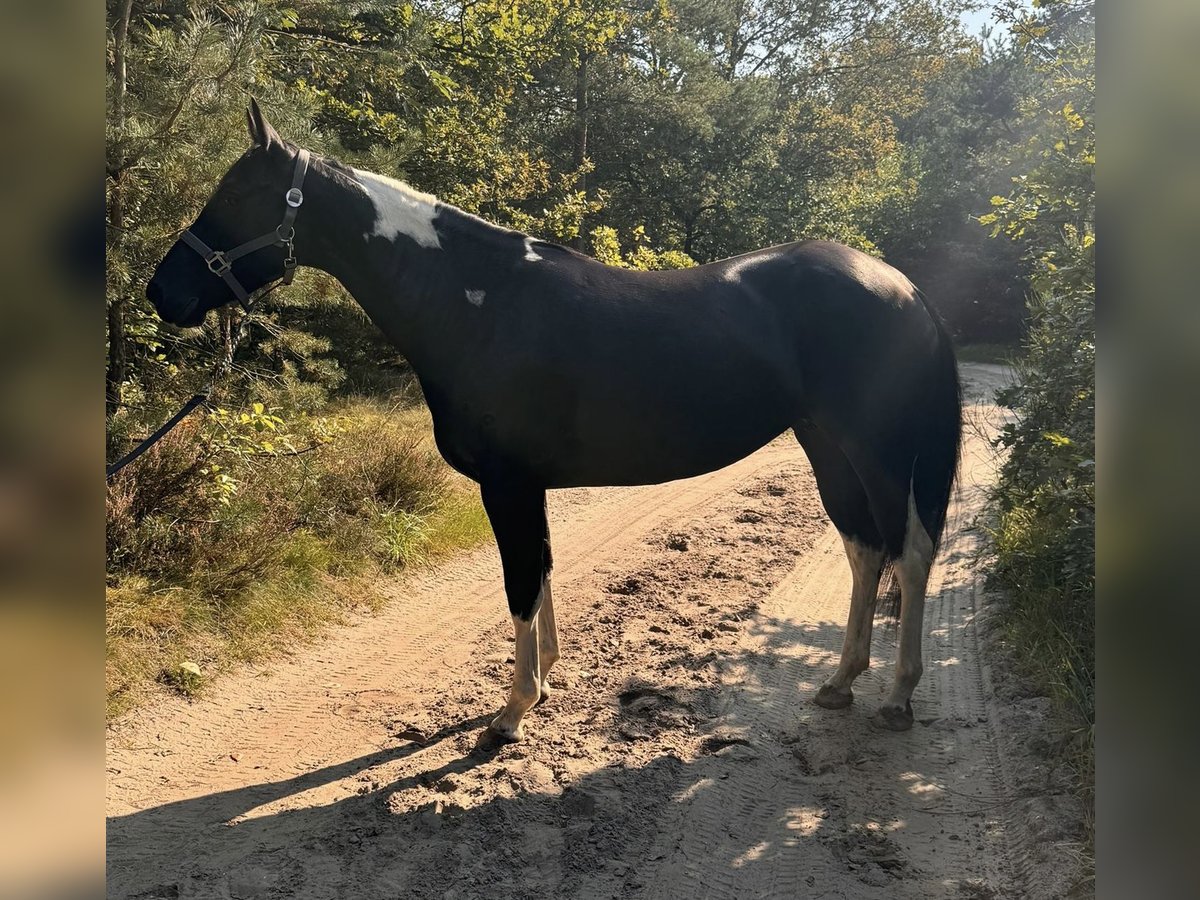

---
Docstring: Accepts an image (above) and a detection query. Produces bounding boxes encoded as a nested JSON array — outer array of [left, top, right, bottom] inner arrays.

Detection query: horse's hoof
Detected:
[[487, 716, 525, 743], [878, 701, 914, 731], [536, 681, 552, 705], [814, 683, 854, 710]]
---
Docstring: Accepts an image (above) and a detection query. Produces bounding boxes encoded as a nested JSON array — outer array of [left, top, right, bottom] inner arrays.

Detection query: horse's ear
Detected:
[[246, 97, 282, 149]]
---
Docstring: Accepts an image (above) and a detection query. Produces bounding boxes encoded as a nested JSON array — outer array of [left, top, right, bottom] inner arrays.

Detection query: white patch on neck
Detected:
[[523, 237, 543, 262], [465, 289, 486, 306], [352, 169, 441, 249]]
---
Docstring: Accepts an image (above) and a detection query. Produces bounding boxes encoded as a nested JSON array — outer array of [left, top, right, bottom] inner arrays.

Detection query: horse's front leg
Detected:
[[481, 479, 553, 742]]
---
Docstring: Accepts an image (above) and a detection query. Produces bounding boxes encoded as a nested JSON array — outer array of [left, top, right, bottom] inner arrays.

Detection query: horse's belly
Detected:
[[550, 403, 791, 488]]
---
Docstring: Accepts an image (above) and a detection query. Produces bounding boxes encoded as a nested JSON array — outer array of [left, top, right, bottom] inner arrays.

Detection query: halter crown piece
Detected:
[[180, 148, 311, 309]]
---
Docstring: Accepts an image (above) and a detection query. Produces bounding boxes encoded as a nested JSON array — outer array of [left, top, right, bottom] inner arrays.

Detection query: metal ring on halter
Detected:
[[207, 252, 232, 275], [181, 148, 309, 305]]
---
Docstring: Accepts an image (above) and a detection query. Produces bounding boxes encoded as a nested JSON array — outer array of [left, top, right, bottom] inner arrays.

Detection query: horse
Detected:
[[147, 100, 962, 740]]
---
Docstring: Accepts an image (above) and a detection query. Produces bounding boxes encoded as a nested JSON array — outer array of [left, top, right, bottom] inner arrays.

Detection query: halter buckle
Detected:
[[285, 188, 304, 208], [206, 251, 232, 275]]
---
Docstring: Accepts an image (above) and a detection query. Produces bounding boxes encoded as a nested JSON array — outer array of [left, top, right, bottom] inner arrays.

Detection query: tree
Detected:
[[981, 0, 1095, 737]]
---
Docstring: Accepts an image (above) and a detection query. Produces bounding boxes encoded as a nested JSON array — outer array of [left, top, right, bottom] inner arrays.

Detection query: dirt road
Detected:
[[107, 364, 1081, 899]]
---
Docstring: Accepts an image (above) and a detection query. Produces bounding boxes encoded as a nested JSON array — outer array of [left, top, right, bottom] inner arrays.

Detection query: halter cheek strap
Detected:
[[181, 148, 311, 309]]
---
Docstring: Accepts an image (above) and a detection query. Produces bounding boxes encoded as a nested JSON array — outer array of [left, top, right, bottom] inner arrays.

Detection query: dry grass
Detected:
[[105, 399, 491, 719]]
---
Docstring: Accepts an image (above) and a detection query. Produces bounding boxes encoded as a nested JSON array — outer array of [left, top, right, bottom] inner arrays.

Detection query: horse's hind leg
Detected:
[[817, 534, 886, 708], [481, 480, 553, 741], [878, 490, 934, 731], [843, 452, 935, 732], [540, 578, 561, 705], [795, 424, 886, 710]]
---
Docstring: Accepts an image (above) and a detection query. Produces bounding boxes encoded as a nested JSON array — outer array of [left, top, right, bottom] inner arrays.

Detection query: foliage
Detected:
[[106, 0, 1066, 712], [105, 399, 492, 715], [981, 0, 1095, 818], [882, 34, 1035, 342], [590, 225, 697, 270], [107, 1, 997, 444]]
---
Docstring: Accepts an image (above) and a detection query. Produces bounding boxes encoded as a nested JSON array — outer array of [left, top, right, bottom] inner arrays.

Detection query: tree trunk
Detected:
[[572, 53, 590, 252], [725, 0, 745, 81], [106, 0, 135, 419]]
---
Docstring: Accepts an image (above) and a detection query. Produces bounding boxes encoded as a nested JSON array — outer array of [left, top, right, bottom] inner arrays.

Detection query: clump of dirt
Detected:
[[663, 532, 690, 551], [823, 821, 908, 886], [605, 574, 644, 595]]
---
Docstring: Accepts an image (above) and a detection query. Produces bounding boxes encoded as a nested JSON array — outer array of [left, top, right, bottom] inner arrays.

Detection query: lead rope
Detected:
[[105, 296, 265, 482]]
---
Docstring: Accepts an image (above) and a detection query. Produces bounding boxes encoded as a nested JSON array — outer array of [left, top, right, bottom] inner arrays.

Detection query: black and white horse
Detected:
[[148, 102, 961, 739]]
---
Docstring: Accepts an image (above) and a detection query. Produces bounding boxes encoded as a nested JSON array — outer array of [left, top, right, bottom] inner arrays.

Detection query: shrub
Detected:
[[105, 399, 486, 715]]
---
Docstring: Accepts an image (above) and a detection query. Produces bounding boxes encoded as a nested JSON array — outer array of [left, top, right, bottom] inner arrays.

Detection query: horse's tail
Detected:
[[911, 289, 963, 561], [879, 290, 962, 616]]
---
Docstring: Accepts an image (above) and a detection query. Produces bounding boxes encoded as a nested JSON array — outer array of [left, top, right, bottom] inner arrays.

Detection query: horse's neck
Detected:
[[304, 161, 521, 373]]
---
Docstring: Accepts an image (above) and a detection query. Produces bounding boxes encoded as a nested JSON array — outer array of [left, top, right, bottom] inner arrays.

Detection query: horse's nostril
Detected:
[[146, 280, 164, 307]]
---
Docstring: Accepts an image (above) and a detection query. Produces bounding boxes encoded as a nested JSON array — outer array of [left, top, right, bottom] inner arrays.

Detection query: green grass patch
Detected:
[[987, 503, 1095, 849], [105, 398, 491, 719]]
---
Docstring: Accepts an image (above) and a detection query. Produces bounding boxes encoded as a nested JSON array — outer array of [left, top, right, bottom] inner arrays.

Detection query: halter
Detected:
[[107, 149, 312, 483], [179, 148, 311, 309]]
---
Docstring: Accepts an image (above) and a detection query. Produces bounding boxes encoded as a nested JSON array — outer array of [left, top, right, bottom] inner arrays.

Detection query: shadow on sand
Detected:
[[108, 582, 1001, 900]]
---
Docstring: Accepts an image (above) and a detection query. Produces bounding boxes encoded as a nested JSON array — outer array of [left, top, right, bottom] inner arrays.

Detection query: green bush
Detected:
[[104, 399, 488, 716], [982, 0, 1095, 829]]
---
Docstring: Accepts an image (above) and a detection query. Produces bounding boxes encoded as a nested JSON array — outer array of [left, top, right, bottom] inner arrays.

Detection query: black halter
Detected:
[[179, 148, 311, 309], [106, 149, 313, 483]]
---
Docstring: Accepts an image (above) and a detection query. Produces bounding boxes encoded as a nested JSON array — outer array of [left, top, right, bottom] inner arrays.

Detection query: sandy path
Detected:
[[107, 364, 1044, 900]]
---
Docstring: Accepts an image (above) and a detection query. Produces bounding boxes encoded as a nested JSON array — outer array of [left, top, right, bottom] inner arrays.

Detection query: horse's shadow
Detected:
[[106, 605, 980, 899]]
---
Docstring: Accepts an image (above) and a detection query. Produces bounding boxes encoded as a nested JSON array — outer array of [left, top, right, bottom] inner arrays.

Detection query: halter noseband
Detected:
[[180, 148, 311, 310]]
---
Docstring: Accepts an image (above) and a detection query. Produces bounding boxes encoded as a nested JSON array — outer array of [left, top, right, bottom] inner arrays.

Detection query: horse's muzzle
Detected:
[[147, 278, 204, 327]]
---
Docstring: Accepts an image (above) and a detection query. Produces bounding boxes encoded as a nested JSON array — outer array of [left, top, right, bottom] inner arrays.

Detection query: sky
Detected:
[[960, 2, 1018, 39]]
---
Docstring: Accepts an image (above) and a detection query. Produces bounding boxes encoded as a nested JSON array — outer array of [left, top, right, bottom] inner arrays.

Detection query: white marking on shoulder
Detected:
[[465, 289, 485, 306], [352, 168, 441, 249], [523, 237, 543, 262]]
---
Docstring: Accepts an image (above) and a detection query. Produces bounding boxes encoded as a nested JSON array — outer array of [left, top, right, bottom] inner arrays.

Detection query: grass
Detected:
[[954, 341, 1021, 365], [986, 481, 1095, 857], [105, 398, 492, 719]]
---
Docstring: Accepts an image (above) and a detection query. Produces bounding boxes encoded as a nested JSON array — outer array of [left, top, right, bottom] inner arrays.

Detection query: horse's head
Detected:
[[147, 100, 305, 327]]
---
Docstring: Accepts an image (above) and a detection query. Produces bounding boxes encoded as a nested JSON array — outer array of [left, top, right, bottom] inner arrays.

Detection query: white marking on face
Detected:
[[465, 289, 485, 306], [352, 168, 441, 249], [523, 237, 543, 262]]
